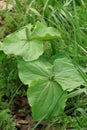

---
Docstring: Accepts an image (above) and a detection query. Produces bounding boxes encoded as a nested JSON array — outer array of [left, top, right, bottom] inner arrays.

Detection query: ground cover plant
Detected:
[[0, 0, 87, 129]]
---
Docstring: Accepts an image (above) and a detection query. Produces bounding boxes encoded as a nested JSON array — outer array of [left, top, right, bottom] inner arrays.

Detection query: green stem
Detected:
[[51, 40, 56, 55]]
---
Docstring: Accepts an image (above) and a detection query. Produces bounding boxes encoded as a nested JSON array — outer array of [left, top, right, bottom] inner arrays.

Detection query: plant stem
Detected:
[[51, 40, 56, 55]]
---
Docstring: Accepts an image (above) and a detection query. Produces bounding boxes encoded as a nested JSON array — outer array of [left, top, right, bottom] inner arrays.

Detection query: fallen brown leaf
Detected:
[[16, 119, 30, 125]]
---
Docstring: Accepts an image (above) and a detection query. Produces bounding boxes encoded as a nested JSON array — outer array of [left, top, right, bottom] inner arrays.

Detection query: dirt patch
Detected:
[[11, 95, 46, 130]]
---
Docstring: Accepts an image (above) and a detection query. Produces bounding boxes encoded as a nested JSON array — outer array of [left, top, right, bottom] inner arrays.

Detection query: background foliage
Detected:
[[0, 0, 87, 129]]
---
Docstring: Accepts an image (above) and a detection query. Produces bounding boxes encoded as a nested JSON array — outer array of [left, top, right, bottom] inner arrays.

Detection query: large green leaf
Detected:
[[18, 57, 84, 90], [18, 57, 84, 121], [2, 22, 61, 61], [18, 58, 53, 84], [31, 21, 61, 40], [2, 24, 43, 61], [54, 58, 84, 91], [27, 80, 67, 121]]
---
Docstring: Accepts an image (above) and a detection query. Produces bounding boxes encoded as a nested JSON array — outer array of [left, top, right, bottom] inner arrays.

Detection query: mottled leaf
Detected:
[[54, 58, 84, 91], [18, 57, 84, 121], [18, 58, 53, 84], [2, 24, 43, 61], [31, 21, 61, 40], [27, 80, 67, 121]]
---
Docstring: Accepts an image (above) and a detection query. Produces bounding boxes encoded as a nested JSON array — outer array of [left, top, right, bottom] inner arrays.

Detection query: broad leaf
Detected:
[[18, 57, 84, 90], [54, 58, 84, 91], [31, 21, 61, 40], [18, 58, 53, 84], [2, 22, 61, 61], [27, 80, 67, 121], [2, 24, 43, 61], [18, 57, 84, 121]]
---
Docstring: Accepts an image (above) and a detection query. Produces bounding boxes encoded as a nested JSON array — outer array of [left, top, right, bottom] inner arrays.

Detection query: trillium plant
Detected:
[[0, 21, 84, 121]]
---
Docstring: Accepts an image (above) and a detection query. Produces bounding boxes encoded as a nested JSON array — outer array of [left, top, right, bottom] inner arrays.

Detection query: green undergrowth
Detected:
[[0, 52, 24, 130], [0, 0, 87, 129]]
